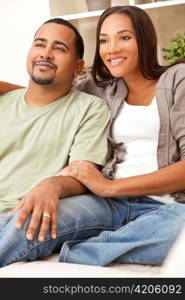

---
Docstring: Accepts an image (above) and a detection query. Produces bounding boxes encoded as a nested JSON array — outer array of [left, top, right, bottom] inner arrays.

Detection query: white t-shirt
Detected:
[[112, 97, 174, 204]]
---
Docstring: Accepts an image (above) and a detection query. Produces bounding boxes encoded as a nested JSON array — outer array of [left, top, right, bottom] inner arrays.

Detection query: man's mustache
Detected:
[[33, 60, 57, 69]]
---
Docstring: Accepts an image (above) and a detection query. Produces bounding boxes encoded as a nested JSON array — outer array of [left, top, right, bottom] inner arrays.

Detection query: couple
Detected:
[[1, 5, 185, 268]]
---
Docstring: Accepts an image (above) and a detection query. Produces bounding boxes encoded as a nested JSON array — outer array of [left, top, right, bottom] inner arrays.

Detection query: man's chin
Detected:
[[31, 76, 54, 85]]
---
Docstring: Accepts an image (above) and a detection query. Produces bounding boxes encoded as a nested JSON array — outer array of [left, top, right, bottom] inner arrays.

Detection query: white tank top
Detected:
[[112, 97, 174, 204]]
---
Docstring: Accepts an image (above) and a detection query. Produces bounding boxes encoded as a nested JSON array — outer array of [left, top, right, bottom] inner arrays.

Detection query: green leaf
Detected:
[[162, 31, 185, 63]]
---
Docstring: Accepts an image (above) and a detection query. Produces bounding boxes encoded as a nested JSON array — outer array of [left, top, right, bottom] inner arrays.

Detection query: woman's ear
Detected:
[[74, 59, 84, 77]]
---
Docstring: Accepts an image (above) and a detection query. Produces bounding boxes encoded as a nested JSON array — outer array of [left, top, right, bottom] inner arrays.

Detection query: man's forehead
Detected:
[[35, 23, 75, 43]]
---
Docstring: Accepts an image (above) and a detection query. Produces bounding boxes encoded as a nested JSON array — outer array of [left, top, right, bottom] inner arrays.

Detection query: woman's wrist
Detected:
[[97, 178, 115, 197]]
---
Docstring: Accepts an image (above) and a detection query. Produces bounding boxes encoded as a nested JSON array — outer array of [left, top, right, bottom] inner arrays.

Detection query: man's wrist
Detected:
[[41, 177, 63, 197]]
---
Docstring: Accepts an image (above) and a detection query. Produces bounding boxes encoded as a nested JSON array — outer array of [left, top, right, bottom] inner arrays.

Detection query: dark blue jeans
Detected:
[[0, 194, 185, 267]]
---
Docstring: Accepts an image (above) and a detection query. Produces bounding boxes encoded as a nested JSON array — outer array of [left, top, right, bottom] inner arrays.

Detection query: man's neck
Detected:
[[25, 81, 72, 107]]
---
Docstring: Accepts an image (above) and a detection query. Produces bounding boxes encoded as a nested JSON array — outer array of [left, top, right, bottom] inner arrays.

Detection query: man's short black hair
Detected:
[[43, 18, 84, 59]]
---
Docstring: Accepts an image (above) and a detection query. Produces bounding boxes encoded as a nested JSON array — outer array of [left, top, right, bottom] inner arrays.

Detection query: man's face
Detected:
[[26, 23, 83, 87]]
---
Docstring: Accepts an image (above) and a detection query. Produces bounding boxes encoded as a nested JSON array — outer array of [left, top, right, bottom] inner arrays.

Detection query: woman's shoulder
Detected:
[[75, 72, 125, 101], [167, 62, 185, 74], [156, 63, 185, 92], [159, 63, 185, 84]]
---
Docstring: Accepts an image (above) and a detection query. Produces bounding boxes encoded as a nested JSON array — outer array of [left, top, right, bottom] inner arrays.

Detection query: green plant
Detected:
[[162, 31, 185, 63]]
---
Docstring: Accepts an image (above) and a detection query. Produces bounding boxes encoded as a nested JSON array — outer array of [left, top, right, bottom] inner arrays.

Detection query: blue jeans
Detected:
[[0, 194, 185, 267]]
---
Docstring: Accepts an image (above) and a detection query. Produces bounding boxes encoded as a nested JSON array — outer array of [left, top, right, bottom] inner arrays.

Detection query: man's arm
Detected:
[[9, 95, 110, 242], [0, 81, 23, 93]]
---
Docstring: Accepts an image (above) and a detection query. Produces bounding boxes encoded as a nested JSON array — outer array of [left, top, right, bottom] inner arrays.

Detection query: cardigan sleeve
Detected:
[[170, 64, 185, 160]]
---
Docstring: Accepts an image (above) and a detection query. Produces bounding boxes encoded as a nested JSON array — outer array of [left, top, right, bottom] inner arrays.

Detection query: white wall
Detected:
[[0, 0, 51, 86]]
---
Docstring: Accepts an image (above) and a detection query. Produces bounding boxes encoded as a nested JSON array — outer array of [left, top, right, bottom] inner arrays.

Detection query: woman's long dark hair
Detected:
[[92, 6, 184, 86]]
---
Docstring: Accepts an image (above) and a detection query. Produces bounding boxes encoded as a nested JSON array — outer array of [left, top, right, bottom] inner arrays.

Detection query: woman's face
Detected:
[[99, 13, 140, 80]]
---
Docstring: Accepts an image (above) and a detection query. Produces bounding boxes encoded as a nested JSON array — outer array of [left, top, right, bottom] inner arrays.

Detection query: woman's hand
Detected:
[[59, 161, 112, 197]]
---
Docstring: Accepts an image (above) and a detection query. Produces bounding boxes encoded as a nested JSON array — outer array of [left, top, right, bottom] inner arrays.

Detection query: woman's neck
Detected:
[[123, 74, 158, 106]]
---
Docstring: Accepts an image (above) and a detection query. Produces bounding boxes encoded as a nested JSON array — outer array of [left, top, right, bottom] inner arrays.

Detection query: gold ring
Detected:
[[43, 212, 51, 219]]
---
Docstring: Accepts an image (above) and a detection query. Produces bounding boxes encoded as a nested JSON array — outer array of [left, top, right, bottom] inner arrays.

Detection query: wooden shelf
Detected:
[[60, 9, 104, 21], [138, 0, 185, 10]]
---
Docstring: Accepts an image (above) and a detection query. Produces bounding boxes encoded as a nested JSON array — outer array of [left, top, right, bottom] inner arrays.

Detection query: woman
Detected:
[[1, 6, 185, 267], [58, 5, 185, 266]]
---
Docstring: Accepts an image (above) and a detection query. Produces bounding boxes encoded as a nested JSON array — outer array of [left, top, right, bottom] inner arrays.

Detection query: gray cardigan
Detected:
[[76, 63, 185, 203]]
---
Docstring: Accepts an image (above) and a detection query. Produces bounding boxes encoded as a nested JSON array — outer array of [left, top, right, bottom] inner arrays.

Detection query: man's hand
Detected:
[[6, 161, 90, 242], [7, 177, 62, 242]]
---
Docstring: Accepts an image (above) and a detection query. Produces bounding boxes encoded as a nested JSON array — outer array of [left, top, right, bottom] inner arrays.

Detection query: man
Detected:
[[0, 18, 110, 267]]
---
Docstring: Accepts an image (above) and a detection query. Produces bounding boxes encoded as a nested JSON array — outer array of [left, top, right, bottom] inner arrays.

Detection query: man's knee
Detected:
[[2, 210, 31, 239]]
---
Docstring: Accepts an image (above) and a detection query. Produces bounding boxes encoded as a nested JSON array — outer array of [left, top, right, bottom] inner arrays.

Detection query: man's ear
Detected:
[[74, 59, 84, 77]]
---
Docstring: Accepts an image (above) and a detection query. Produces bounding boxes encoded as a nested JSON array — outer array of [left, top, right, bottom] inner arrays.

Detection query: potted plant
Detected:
[[162, 31, 185, 64], [86, 0, 111, 11]]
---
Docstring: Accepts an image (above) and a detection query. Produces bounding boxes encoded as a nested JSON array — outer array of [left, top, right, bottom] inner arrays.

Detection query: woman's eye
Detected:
[[99, 39, 107, 44], [121, 36, 131, 41]]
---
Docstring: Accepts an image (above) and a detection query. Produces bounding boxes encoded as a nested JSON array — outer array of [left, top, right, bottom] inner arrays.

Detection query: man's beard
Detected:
[[31, 75, 54, 85]]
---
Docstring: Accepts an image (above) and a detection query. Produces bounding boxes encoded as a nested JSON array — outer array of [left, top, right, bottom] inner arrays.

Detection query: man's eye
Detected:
[[35, 43, 44, 47], [55, 47, 66, 52]]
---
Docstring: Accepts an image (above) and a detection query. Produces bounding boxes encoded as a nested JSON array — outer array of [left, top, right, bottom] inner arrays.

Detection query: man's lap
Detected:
[[0, 193, 123, 267]]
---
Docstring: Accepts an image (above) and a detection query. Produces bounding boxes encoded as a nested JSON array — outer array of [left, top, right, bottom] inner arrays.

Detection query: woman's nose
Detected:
[[107, 40, 120, 54]]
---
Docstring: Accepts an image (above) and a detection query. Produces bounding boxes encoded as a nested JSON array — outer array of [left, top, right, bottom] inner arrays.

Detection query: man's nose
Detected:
[[40, 46, 53, 60]]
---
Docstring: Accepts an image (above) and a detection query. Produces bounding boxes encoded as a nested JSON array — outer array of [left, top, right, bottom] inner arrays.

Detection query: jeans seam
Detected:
[[60, 239, 84, 262], [6, 224, 122, 265], [125, 201, 130, 224], [57, 225, 120, 237], [131, 206, 162, 225]]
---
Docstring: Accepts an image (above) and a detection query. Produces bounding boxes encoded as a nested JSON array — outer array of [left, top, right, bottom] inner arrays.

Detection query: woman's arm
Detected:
[[0, 81, 23, 93], [59, 160, 185, 197]]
